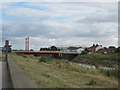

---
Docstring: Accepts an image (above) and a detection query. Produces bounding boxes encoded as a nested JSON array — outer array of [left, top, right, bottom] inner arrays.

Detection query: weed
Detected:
[[73, 54, 118, 68], [87, 79, 97, 86], [10, 53, 118, 88]]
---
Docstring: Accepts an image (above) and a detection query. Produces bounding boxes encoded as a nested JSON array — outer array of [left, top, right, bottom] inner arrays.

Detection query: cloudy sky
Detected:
[[1, 1, 118, 50]]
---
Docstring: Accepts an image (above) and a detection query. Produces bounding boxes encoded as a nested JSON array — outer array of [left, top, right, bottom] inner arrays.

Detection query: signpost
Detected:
[[3, 40, 12, 60]]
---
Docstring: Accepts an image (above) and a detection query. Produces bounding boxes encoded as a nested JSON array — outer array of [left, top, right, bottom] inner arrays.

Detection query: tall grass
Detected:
[[11, 53, 118, 88], [37, 54, 118, 78], [74, 53, 118, 61], [73, 54, 118, 68], [14, 53, 119, 78]]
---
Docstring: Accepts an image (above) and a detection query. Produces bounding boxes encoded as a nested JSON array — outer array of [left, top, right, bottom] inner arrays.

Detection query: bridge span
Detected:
[[13, 51, 81, 55], [13, 51, 81, 60]]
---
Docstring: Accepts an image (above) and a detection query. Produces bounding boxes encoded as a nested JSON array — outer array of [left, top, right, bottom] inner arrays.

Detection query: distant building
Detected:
[[76, 48, 85, 53], [57, 46, 69, 52], [87, 44, 103, 53], [57, 46, 85, 53], [96, 48, 108, 54], [68, 47, 85, 53]]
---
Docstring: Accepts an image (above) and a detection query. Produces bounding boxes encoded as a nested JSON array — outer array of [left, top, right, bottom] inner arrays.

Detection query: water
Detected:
[[77, 63, 116, 70], [77, 63, 96, 69]]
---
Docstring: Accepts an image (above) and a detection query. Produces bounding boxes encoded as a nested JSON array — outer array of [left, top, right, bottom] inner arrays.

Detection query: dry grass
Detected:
[[0, 52, 6, 62], [10, 53, 118, 88]]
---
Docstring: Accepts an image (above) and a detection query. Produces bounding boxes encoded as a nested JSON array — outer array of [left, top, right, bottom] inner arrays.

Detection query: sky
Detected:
[[0, 1, 119, 50]]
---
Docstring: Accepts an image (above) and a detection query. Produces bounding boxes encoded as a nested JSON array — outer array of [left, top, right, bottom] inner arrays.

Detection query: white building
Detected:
[[76, 48, 85, 53], [95, 45, 103, 52]]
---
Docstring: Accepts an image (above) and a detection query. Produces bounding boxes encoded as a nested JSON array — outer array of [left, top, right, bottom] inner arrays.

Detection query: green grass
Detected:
[[10, 53, 118, 88], [0, 57, 2, 61], [0, 53, 6, 62], [73, 53, 119, 68]]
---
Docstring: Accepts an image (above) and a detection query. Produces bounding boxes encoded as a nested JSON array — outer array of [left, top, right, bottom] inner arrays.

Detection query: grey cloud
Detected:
[[77, 12, 117, 23], [2, 20, 117, 42], [1, 2, 118, 49], [2, 21, 52, 40]]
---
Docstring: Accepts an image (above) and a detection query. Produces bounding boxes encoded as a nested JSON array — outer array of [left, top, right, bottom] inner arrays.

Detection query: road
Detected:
[[0, 52, 13, 89], [0, 52, 2, 89], [0, 62, 2, 89]]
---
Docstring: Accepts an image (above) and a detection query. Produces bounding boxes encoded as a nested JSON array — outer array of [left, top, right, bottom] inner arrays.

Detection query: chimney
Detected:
[[93, 44, 95, 47], [96, 44, 99, 46]]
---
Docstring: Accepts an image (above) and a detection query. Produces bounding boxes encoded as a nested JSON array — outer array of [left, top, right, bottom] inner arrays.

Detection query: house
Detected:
[[96, 48, 108, 54], [87, 44, 103, 53], [76, 48, 85, 53], [58, 46, 85, 53], [57, 46, 69, 52]]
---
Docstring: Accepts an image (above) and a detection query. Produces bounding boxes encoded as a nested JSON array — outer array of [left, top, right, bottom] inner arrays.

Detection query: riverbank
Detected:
[[73, 53, 118, 69], [10, 53, 118, 88], [77, 63, 117, 70]]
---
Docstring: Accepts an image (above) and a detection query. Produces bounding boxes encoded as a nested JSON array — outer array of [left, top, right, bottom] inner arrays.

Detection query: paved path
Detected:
[[8, 56, 38, 88], [2, 62, 13, 88], [0, 62, 2, 89], [0, 52, 37, 88], [0, 52, 2, 57], [0, 52, 2, 89], [0, 52, 13, 89]]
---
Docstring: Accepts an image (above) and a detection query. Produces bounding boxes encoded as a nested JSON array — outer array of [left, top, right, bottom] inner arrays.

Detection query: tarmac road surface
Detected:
[[0, 62, 2, 89], [2, 62, 13, 88], [0, 52, 13, 89]]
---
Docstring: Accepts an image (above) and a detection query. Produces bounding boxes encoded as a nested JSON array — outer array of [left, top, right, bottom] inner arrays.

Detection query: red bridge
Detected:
[[14, 51, 80, 55]]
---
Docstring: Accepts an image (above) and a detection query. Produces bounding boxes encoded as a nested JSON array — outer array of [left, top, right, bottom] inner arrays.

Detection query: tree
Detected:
[[12, 49, 18, 51], [84, 48, 89, 52], [19, 49, 24, 51], [108, 46, 116, 49], [40, 47, 51, 51], [50, 46, 57, 51], [30, 49, 34, 51], [81, 51, 88, 54], [116, 46, 120, 53], [68, 46, 79, 50], [108, 46, 116, 53]]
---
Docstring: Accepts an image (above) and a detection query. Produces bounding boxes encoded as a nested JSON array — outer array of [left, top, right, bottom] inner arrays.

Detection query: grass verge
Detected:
[[0, 52, 6, 62], [10, 53, 118, 88], [73, 53, 119, 68]]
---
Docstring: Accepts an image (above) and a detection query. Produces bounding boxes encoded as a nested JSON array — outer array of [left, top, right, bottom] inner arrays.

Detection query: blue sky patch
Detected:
[[9, 2, 48, 11]]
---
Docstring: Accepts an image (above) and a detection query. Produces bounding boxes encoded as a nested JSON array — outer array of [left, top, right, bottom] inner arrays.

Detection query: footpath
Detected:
[[7, 55, 38, 88]]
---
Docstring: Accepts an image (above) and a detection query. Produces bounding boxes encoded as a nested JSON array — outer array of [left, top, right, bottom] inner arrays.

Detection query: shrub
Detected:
[[87, 79, 97, 86], [39, 55, 53, 62], [16, 54, 27, 58], [73, 54, 119, 67], [99, 69, 118, 78], [39, 57, 47, 62]]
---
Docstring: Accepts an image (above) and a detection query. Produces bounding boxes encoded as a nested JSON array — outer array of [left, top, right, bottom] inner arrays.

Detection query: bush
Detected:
[[81, 51, 88, 54], [87, 79, 97, 86], [104, 69, 118, 78], [16, 54, 27, 58], [39, 55, 53, 62], [73, 54, 118, 67], [98, 68, 118, 78]]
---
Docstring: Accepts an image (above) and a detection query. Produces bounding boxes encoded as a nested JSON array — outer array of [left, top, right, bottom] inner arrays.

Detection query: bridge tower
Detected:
[[25, 37, 29, 51]]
